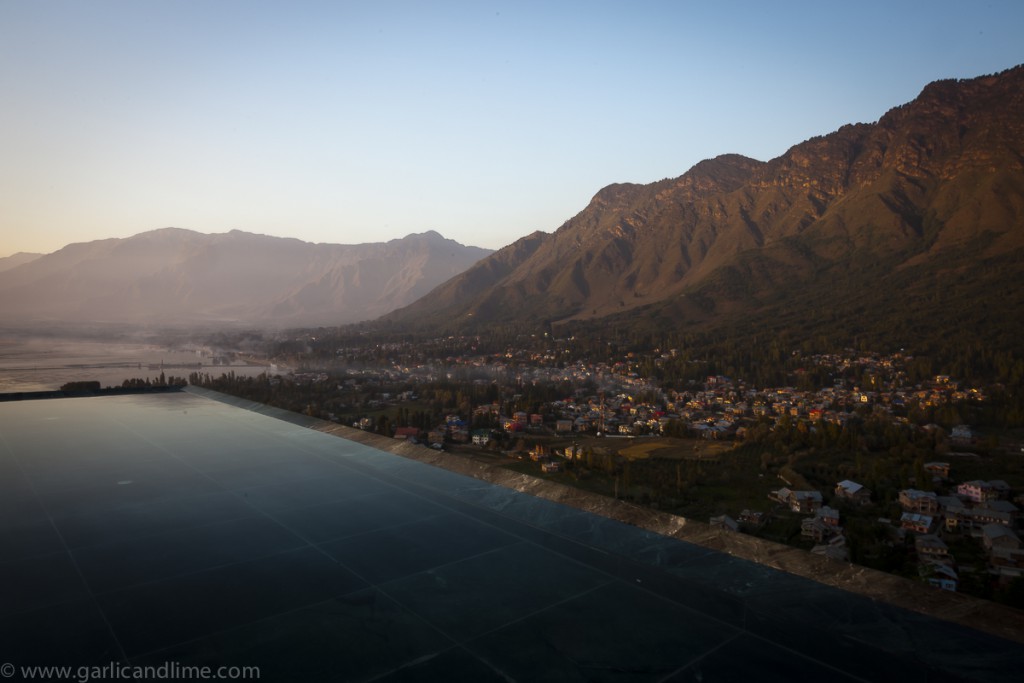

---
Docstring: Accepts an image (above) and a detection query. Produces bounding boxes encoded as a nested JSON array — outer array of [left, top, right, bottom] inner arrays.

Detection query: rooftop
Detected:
[[1, 389, 1022, 681]]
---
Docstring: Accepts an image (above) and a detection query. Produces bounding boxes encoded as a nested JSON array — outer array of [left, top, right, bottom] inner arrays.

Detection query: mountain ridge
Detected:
[[383, 65, 1024, 348], [0, 252, 43, 273], [0, 229, 492, 328]]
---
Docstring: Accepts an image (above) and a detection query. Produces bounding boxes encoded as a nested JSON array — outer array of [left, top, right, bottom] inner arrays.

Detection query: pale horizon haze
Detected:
[[2, 0, 1023, 257]]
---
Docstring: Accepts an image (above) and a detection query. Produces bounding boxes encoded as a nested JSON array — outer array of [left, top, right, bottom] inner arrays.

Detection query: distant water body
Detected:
[[0, 336, 275, 392]]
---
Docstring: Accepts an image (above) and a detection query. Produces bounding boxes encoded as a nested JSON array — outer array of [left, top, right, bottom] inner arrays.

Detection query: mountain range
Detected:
[[384, 66, 1024, 350], [0, 229, 491, 328], [3, 66, 1022, 348]]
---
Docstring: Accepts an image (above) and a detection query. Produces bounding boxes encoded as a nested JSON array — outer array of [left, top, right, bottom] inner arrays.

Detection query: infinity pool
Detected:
[[1, 391, 1020, 681]]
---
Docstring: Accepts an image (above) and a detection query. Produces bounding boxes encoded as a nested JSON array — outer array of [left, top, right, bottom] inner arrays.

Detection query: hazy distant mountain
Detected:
[[386, 66, 1024, 348], [0, 252, 43, 273], [0, 229, 491, 327]]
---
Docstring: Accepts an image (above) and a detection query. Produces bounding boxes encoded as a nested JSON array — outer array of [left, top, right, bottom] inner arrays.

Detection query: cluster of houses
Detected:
[[507, 368, 988, 445], [897, 478, 1023, 588], [338, 344, 1000, 454], [736, 470, 1024, 592]]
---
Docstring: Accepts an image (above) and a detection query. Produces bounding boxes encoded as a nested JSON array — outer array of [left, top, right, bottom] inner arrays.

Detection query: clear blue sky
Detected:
[[2, 0, 1022, 256]]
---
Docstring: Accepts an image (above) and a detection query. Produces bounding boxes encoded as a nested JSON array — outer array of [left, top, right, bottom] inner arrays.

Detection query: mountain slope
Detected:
[[0, 229, 491, 327], [385, 66, 1024, 343], [0, 252, 43, 273]]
